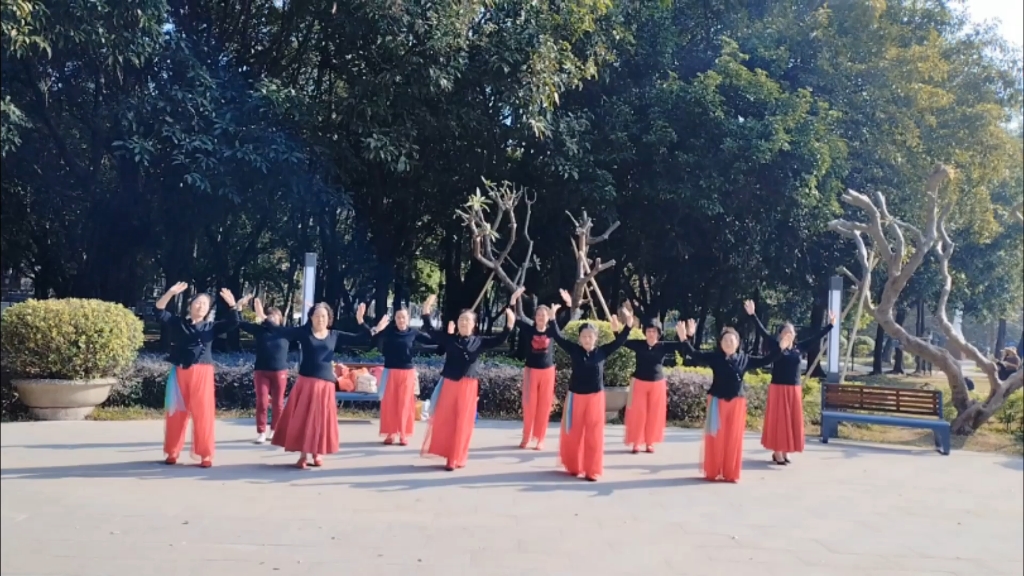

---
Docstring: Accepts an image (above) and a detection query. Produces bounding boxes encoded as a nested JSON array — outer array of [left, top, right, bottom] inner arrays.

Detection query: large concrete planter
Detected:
[[11, 378, 116, 421], [605, 386, 629, 422]]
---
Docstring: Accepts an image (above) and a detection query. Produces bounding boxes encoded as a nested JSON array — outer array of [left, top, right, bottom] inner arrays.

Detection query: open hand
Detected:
[[374, 314, 390, 333], [619, 306, 634, 329], [447, 321, 456, 334], [168, 282, 189, 296], [355, 302, 367, 325], [551, 303, 562, 315], [558, 288, 572, 307], [743, 300, 755, 316], [675, 321, 686, 339], [610, 315, 623, 332], [685, 318, 697, 338], [423, 294, 437, 316], [219, 288, 237, 308], [236, 294, 253, 309]]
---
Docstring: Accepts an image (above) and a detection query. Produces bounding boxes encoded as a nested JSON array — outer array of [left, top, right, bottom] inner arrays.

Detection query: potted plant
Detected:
[[1, 298, 144, 420], [553, 319, 643, 421]]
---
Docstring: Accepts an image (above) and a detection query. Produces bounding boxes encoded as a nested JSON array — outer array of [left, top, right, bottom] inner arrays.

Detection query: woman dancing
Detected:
[[239, 297, 291, 444], [743, 300, 834, 465], [420, 299, 514, 471], [370, 296, 438, 446], [153, 282, 242, 468], [620, 317, 688, 454], [272, 302, 387, 468], [549, 291, 632, 481], [678, 318, 779, 483], [510, 287, 563, 450]]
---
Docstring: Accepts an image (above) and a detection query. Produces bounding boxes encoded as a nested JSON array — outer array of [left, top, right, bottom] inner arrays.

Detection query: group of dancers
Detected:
[[153, 283, 833, 483]]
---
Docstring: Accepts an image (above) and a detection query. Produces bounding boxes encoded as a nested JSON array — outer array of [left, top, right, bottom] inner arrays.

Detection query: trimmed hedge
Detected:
[[1, 298, 144, 379]]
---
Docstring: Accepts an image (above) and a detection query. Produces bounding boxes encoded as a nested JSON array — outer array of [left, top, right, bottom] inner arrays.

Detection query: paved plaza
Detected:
[[1, 418, 1022, 576]]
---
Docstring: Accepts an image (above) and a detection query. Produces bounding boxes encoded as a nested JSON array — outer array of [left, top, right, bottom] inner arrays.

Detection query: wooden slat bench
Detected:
[[334, 362, 384, 407], [820, 384, 951, 455]]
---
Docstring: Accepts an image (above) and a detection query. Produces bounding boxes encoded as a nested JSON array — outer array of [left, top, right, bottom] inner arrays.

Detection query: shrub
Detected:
[[852, 335, 875, 358], [552, 320, 643, 386], [0, 298, 144, 380]]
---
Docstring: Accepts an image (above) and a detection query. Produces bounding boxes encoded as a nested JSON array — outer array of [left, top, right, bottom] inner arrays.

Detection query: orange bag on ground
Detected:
[[334, 364, 356, 392]]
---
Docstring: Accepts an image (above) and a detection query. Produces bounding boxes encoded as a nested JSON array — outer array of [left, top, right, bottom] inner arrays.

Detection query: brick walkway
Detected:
[[2, 419, 1021, 576]]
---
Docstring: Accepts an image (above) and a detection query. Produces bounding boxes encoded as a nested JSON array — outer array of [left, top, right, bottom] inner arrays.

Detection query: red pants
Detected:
[[624, 378, 667, 448], [701, 396, 747, 482], [164, 364, 216, 461], [521, 367, 556, 444], [559, 391, 605, 479], [254, 370, 287, 434]]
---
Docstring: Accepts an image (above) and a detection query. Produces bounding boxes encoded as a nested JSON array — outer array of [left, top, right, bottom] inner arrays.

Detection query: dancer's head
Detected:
[[310, 303, 333, 332], [579, 323, 599, 351], [265, 306, 283, 326], [778, 322, 796, 350], [394, 307, 410, 331], [188, 293, 213, 323], [719, 327, 740, 355], [644, 319, 662, 345], [457, 309, 476, 337], [534, 305, 552, 329]]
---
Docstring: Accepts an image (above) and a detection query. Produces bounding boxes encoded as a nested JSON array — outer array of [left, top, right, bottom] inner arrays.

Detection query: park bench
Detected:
[[820, 384, 951, 455], [334, 362, 384, 407]]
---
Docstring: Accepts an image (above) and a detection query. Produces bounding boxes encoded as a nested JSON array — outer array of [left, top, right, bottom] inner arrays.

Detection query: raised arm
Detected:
[[238, 321, 264, 336], [332, 323, 373, 349], [745, 347, 782, 370], [212, 289, 241, 335], [153, 282, 189, 323], [545, 319, 582, 355], [600, 326, 632, 356], [798, 311, 837, 350], [480, 308, 516, 350]]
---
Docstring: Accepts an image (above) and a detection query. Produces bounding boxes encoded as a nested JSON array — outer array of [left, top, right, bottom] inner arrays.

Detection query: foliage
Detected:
[[552, 320, 643, 386], [853, 335, 875, 358], [0, 299, 144, 379]]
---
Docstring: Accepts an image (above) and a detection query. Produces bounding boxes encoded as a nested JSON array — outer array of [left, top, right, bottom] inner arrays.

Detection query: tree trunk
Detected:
[[871, 324, 885, 375], [994, 318, 1007, 355], [373, 263, 392, 319], [914, 297, 926, 373], [889, 306, 908, 374], [1018, 325, 1023, 360]]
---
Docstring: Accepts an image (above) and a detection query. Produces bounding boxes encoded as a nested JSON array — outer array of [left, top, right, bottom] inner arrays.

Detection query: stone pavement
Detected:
[[1, 419, 1021, 576]]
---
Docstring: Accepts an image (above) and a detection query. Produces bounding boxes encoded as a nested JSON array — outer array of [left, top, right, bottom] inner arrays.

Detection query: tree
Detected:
[[831, 165, 1024, 434]]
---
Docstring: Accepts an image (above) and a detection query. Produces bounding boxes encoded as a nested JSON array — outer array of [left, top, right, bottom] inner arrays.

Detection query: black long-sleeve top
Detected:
[[423, 320, 511, 381], [749, 315, 834, 385], [549, 324, 631, 394], [369, 315, 437, 369], [623, 339, 688, 382], [680, 341, 778, 400], [155, 308, 240, 368], [515, 314, 567, 369], [239, 320, 291, 372], [284, 324, 372, 382]]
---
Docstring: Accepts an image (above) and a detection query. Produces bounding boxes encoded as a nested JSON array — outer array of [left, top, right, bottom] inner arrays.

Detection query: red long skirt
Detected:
[[700, 396, 747, 483], [761, 383, 805, 453], [421, 378, 478, 468], [379, 368, 418, 439], [271, 376, 339, 455]]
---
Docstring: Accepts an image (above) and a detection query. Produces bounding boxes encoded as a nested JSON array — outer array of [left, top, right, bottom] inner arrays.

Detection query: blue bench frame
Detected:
[[820, 384, 951, 455]]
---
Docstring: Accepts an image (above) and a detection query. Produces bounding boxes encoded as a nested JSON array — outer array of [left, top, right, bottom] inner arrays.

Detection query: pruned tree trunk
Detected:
[[889, 306, 908, 375], [458, 179, 538, 311], [563, 210, 619, 319], [871, 324, 885, 374], [830, 164, 1024, 435]]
